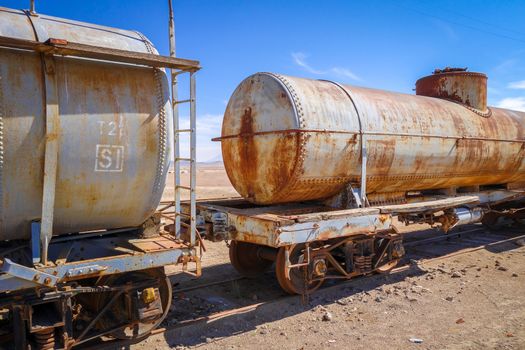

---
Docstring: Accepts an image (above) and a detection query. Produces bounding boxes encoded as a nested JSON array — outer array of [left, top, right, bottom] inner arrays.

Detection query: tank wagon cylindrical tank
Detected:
[[220, 70, 525, 205], [0, 8, 172, 240]]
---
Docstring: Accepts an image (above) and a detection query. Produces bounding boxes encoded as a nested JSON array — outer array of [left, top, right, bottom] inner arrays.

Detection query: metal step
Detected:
[[173, 98, 194, 105]]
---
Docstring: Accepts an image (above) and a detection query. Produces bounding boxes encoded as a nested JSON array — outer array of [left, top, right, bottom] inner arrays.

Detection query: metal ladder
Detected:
[[169, 1, 197, 247]]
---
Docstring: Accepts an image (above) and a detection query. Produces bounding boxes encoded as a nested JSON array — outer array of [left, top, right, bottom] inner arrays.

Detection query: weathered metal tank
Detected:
[[0, 8, 171, 240], [220, 71, 525, 204]]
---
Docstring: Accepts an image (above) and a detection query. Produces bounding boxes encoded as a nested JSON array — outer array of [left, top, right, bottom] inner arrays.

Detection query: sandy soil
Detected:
[[139, 163, 525, 350], [162, 163, 239, 201]]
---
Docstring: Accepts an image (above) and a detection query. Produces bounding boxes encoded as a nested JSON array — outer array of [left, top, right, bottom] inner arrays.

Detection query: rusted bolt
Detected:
[[33, 274, 40, 281], [43, 277, 52, 285]]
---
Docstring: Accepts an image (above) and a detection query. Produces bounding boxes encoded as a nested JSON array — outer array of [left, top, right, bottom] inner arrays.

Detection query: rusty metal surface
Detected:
[[191, 198, 392, 247], [224, 208, 392, 247], [129, 236, 184, 252], [0, 8, 172, 240], [375, 195, 479, 214], [415, 68, 490, 116], [221, 72, 525, 205]]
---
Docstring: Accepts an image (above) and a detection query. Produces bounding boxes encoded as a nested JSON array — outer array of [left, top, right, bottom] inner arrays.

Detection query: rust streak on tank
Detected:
[[238, 106, 257, 199]]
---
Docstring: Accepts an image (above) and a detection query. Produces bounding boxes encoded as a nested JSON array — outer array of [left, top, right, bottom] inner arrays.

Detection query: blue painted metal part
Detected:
[[31, 221, 41, 265]]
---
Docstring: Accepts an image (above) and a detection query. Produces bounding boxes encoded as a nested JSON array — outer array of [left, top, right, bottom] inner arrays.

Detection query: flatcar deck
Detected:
[[184, 193, 511, 247]]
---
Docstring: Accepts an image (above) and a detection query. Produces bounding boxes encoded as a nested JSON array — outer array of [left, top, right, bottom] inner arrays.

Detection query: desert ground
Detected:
[[133, 163, 525, 350], [162, 163, 239, 202]]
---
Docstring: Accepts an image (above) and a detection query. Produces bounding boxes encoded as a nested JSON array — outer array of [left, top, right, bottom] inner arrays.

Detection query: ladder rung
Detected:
[[176, 185, 192, 191], [173, 98, 193, 105], [174, 212, 191, 218], [175, 158, 192, 162], [175, 129, 193, 133]]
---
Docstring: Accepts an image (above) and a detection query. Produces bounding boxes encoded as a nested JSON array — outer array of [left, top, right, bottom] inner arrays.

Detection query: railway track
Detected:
[[81, 225, 525, 350]]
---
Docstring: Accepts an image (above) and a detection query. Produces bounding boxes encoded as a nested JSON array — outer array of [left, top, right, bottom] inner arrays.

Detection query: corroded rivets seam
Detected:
[[136, 32, 168, 199]]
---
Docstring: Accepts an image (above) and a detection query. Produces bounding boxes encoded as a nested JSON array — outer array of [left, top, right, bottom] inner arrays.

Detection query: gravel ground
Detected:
[[139, 165, 525, 350], [130, 230, 525, 350]]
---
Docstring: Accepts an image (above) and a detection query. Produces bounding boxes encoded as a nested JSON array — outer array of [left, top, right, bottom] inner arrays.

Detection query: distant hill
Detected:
[[199, 161, 223, 166], [168, 155, 223, 169], [203, 154, 223, 163]]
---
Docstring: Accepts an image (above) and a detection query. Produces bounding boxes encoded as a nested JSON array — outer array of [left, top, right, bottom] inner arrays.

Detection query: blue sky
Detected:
[[2, 0, 525, 161]]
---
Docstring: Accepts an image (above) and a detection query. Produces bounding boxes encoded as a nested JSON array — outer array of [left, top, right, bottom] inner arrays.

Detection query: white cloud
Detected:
[[291, 52, 362, 82], [497, 97, 525, 112], [331, 67, 361, 81], [291, 52, 324, 74], [508, 80, 525, 89]]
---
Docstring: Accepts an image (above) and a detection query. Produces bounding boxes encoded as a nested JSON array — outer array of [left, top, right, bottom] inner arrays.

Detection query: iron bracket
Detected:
[[0, 258, 58, 287]]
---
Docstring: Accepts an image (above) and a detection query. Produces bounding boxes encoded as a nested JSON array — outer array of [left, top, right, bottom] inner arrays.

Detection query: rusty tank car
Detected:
[[0, 5, 201, 349], [220, 70, 525, 205], [189, 69, 525, 295], [0, 8, 172, 241]]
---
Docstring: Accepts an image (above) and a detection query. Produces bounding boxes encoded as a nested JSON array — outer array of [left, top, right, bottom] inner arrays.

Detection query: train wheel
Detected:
[[275, 244, 324, 295], [93, 268, 172, 340], [375, 237, 402, 273], [229, 241, 273, 278]]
